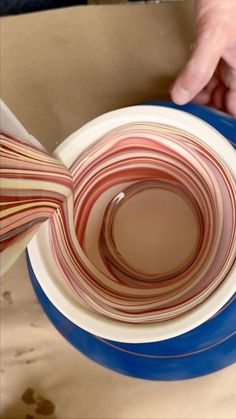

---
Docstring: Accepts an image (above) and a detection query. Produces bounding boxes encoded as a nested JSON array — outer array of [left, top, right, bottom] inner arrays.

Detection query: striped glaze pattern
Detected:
[[26, 103, 236, 380], [28, 250, 236, 380], [0, 132, 73, 271], [1, 106, 236, 326], [48, 122, 236, 323]]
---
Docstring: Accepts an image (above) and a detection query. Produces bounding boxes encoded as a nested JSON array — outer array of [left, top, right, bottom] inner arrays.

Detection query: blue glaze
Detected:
[[27, 251, 236, 380], [27, 102, 236, 380], [109, 296, 236, 356], [144, 101, 236, 145]]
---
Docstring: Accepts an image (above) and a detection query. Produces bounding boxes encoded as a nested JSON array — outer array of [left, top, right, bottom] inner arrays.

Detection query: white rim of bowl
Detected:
[[27, 106, 236, 343]]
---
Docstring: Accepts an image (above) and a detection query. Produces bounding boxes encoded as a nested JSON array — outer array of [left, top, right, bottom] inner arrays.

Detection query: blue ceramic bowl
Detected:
[[27, 102, 236, 380]]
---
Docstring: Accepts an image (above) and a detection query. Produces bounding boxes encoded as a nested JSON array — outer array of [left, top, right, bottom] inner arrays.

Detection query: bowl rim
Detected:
[[27, 105, 236, 343]]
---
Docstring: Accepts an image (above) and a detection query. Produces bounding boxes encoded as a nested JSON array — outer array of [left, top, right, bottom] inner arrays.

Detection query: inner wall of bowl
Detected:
[[27, 106, 236, 343], [99, 182, 200, 277], [54, 122, 235, 323]]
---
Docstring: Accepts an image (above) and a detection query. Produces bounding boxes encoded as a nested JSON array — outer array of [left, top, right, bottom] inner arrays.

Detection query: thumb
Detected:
[[171, 27, 227, 105]]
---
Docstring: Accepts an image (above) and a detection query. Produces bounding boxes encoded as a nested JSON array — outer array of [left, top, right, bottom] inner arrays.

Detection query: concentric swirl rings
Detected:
[[1, 109, 236, 327], [47, 122, 236, 323]]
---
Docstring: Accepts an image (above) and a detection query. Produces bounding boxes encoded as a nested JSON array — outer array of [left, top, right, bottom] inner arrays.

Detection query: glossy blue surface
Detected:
[[27, 103, 236, 380], [145, 101, 236, 144]]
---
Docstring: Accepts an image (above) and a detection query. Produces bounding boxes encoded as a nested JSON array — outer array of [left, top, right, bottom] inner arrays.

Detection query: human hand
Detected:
[[170, 0, 236, 116]]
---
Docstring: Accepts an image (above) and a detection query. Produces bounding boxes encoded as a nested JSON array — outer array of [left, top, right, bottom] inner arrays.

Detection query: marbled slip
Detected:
[[1, 122, 236, 323]]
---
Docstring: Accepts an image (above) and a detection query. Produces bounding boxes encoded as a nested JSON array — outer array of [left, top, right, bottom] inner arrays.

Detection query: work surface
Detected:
[[1, 1, 236, 418]]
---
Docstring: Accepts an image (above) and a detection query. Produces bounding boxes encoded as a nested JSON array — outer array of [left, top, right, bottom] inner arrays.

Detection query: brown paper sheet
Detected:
[[1, 2, 236, 418]]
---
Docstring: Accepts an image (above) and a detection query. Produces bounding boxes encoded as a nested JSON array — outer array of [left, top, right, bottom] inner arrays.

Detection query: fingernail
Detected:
[[171, 86, 191, 105]]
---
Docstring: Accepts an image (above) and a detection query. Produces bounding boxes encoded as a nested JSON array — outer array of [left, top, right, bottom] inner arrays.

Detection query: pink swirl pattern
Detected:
[[48, 123, 236, 323], [1, 122, 236, 324], [0, 132, 73, 267]]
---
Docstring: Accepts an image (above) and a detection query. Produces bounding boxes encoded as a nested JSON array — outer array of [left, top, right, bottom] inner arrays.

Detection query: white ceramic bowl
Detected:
[[27, 106, 236, 343]]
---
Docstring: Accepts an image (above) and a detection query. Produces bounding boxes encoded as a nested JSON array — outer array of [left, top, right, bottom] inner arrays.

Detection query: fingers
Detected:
[[192, 75, 219, 104], [225, 89, 236, 116], [169, 0, 236, 116], [193, 90, 211, 105], [210, 83, 227, 109], [219, 57, 236, 90], [220, 64, 236, 89], [192, 79, 226, 109], [171, 29, 226, 105], [193, 76, 236, 116], [204, 75, 219, 94]]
